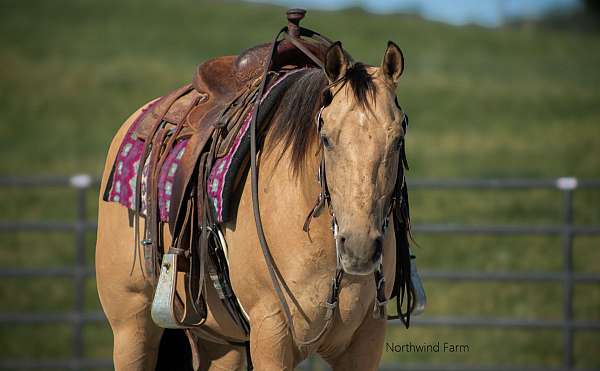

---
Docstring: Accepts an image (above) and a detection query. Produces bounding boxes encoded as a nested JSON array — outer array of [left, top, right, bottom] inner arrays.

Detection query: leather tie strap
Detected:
[[282, 32, 325, 70]]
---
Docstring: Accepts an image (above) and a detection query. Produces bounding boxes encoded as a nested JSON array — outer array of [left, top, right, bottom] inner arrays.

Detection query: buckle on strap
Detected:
[[325, 268, 343, 308], [375, 270, 385, 290], [375, 298, 388, 307], [324, 272, 342, 320], [167, 246, 188, 257], [373, 266, 388, 319]]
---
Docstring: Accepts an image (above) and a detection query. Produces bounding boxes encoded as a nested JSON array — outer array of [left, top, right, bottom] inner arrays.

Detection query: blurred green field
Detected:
[[1, 0, 599, 370]]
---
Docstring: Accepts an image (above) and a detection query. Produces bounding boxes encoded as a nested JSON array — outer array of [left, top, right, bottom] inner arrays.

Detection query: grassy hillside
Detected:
[[0, 0, 599, 369], [1, 1, 600, 178]]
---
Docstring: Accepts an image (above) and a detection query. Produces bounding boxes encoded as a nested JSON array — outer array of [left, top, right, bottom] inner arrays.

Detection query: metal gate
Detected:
[[0, 176, 598, 371]]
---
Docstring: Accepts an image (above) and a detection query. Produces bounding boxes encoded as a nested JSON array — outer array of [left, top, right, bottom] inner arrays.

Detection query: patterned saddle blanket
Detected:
[[103, 69, 304, 224]]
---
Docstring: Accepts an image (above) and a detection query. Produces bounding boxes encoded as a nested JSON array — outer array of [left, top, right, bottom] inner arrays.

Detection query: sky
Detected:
[[248, 0, 581, 26]]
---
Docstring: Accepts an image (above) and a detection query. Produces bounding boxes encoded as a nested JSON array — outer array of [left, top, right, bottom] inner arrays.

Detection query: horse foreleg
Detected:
[[195, 339, 245, 371], [248, 308, 296, 371], [326, 315, 387, 371], [110, 299, 163, 370], [96, 203, 163, 370]]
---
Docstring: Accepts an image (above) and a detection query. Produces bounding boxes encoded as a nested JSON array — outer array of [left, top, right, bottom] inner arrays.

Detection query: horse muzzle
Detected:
[[336, 232, 383, 276]]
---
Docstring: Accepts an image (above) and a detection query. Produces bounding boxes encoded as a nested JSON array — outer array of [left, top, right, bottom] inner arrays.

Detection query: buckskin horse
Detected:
[[96, 9, 424, 371]]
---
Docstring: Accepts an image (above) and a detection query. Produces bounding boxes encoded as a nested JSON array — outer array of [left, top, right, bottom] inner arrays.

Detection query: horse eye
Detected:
[[321, 134, 333, 150]]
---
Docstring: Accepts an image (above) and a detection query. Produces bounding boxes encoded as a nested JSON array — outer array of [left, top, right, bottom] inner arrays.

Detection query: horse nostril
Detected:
[[336, 235, 347, 255]]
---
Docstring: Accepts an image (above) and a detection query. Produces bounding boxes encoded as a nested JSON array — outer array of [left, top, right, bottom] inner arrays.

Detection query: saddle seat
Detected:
[[134, 40, 325, 143], [193, 40, 326, 103]]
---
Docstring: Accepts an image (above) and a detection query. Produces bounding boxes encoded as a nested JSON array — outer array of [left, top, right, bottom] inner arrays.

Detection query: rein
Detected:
[[249, 21, 414, 348], [250, 25, 344, 347]]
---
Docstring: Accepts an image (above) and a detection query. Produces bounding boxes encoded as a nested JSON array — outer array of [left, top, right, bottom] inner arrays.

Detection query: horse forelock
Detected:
[[266, 63, 379, 177]]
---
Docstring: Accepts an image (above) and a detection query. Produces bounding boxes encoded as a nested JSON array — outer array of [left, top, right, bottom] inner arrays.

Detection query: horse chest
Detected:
[[336, 277, 375, 324]]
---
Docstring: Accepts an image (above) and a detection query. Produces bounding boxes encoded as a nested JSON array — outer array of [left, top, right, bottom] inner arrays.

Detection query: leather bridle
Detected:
[[249, 23, 413, 347], [304, 101, 411, 322]]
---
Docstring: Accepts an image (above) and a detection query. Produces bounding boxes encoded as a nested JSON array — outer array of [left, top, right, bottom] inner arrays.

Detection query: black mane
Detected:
[[267, 63, 377, 176]]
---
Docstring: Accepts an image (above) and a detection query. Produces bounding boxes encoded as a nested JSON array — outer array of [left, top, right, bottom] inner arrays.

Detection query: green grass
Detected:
[[0, 0, 599, 369]]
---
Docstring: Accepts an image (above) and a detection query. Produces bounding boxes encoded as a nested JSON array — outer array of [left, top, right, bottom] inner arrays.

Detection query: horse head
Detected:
[[320, 41, 406, 275]]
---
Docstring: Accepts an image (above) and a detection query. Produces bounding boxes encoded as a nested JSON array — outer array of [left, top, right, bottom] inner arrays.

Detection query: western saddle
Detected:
[[115, 8, 334, 348]]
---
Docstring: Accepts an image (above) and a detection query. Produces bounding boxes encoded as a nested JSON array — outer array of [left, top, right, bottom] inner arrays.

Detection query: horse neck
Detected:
[[262, 138, 336, 264]]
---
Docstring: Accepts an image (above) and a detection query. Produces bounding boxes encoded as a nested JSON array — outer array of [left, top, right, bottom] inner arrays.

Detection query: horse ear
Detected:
[[325, 41, 348, 83], [381, 41, 404, 84]]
